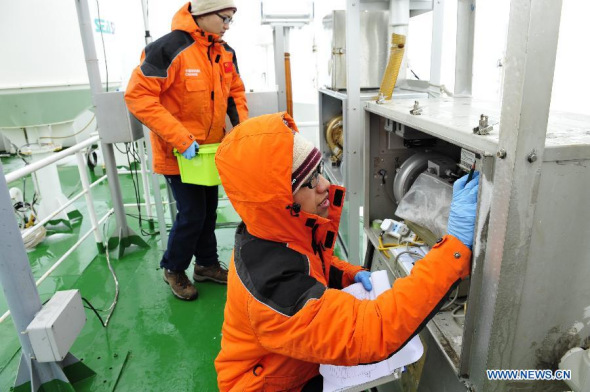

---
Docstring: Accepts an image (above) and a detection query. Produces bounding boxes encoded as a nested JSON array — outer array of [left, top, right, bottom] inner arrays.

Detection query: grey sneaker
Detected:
[[163, 269, 198, 300], [193, 263, 228, 284]]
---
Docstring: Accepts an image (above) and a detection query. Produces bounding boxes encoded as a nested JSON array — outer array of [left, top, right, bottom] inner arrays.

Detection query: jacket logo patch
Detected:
[[185, 68, 201, 77], [223, 62, 233, 73]]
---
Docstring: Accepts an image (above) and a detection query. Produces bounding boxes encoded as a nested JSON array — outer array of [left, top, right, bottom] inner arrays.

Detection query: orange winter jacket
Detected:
[[124, 3, 248, 175], [214, 113, 472, 392]]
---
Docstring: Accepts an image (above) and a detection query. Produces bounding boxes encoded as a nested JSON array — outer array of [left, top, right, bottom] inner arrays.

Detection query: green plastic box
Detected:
[[174, 143, 221, 186]]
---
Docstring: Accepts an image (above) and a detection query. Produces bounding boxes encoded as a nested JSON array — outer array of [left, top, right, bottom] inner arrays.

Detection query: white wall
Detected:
[[0, 0, 147, 90], [1, 0, 588, 116]]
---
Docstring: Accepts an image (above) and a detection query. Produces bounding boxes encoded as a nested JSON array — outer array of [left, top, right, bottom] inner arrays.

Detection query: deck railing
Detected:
[[0, 134, 113, 324]]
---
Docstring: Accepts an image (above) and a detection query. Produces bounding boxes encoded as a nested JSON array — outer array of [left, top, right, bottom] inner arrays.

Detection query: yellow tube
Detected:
[[378, 33, 406, 100]]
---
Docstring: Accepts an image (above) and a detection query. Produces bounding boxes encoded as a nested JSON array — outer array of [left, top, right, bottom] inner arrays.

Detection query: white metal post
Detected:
[[429, 0, 445, 96], [273, 25, 288, 113], [75, 151, 105, 252], [345, 0, 362, 263], [137, 142, 154, 227], [141, 127, 169, 250], [74, 0, 147, 258], [455, 0, 475, 96]]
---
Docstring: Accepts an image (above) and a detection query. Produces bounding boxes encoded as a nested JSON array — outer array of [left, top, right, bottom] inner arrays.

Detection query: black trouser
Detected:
[[301, 375, 323, 392], [160, 175, 218, 271]]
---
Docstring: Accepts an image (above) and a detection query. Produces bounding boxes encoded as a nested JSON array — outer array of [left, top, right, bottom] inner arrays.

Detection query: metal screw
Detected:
[[497, 149, 507, 159], [527, 151, 537, 163], [409, 101, 422, 115]]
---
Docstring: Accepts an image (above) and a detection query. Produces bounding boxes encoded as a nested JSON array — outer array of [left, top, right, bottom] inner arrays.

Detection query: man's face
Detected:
[[196, 10, 235, 38], [293, 170, 331, 219]]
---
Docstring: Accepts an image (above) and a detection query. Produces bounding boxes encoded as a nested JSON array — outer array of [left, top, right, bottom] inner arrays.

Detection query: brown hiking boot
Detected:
[[163, 269, 198, 300], [193, 263, 228, 284]]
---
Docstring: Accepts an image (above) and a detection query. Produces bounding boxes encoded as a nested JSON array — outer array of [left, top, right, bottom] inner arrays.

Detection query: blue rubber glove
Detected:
[[447, 171, 480, 249], [181, 141, 199, 160], [354, 270, 373, 292]]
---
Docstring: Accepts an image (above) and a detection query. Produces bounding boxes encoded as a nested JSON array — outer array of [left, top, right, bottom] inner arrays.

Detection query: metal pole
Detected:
[[141, 127, 169, 250], [345, 0, 362, 263], [455, 0, 476, 96], [0, 162, 71, 390], [273, 25, 287, 112], [138, 0, 170, 249], [75, 151, 105, 253], [429, 0, 445, 97], [137, 142, 155, 229], [137, 0, 155, 232], [74, 0, 147, 258]]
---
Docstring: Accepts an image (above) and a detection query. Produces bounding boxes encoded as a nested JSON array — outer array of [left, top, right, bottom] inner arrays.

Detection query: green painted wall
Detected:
[[0, 87, 95, 127]]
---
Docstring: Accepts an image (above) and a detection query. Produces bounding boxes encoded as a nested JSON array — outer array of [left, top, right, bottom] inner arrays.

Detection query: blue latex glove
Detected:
[[354, 270, 373, 292], [181, 141, 199, 160], [447, 171, 480, 249]]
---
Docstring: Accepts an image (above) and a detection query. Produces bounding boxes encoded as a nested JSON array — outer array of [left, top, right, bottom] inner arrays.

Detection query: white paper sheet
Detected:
[[320, 270, 424, 391]]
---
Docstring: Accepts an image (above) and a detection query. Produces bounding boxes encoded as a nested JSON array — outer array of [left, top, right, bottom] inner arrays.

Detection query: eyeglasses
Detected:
[[301, 162, 324, 190], [215, 13, 234, 25]]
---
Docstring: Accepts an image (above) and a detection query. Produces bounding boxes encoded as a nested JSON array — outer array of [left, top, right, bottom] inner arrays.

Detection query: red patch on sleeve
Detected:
[[224, 62, 233, 73]]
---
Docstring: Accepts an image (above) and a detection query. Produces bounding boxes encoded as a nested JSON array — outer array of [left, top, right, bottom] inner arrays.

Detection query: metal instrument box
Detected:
[[95, 91, 144, 144], [364, 97, 590, 391]]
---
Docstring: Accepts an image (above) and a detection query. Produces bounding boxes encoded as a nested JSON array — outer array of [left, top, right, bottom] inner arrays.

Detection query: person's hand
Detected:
[[354, 270, 372, 292], [447, 172, 480, 249], [181, 141, 199, 160]]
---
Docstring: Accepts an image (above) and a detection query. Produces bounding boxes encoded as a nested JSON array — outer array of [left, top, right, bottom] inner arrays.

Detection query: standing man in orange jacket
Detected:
[[125, 0, 248, 301], [214, 113, 479, 391]]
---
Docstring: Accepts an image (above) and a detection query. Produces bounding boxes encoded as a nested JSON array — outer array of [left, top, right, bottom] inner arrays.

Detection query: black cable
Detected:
[[82, 297, 107, 328], [410, 69, 420, 80], [125, 142, 159, 237]]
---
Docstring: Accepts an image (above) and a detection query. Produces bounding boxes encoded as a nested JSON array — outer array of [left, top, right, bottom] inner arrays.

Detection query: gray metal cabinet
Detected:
[[363, 97, 590, 391]]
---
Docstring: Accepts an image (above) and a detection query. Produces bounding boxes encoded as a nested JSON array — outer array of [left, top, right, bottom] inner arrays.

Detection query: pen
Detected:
[[466, 162, 476, 183]]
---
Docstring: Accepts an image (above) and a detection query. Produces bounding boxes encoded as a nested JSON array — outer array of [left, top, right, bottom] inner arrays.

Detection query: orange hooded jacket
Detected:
[[214, 113, 471, 391], [125, 3, 248, 175]]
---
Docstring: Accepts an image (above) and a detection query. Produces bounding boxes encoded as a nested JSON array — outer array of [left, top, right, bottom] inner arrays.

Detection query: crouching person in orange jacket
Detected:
[[214, 112, 479, 391]]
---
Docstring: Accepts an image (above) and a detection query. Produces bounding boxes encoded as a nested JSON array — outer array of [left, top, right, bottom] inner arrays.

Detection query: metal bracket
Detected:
[[409, 101, 423, 115], [473, 114, 494, 135]]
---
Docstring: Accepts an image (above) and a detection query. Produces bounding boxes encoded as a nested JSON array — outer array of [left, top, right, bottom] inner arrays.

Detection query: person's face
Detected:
[[293, 164, 331, 219], [195, 9, 235, 38]]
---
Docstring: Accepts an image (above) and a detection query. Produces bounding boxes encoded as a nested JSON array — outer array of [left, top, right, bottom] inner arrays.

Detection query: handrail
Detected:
[[19, 174, 107, 239], [0, 134, 111, 325], [5, 135, 99, 183], [0, 209, 114, 324]]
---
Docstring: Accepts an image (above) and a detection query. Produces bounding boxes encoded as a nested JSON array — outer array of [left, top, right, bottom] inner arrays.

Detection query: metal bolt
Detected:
[[497, 149, 507, 159], [409, 101, 422, 115], [454, 252, 461, 259], [479, 114, 489, 128], [527, 151, 537, 163]]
